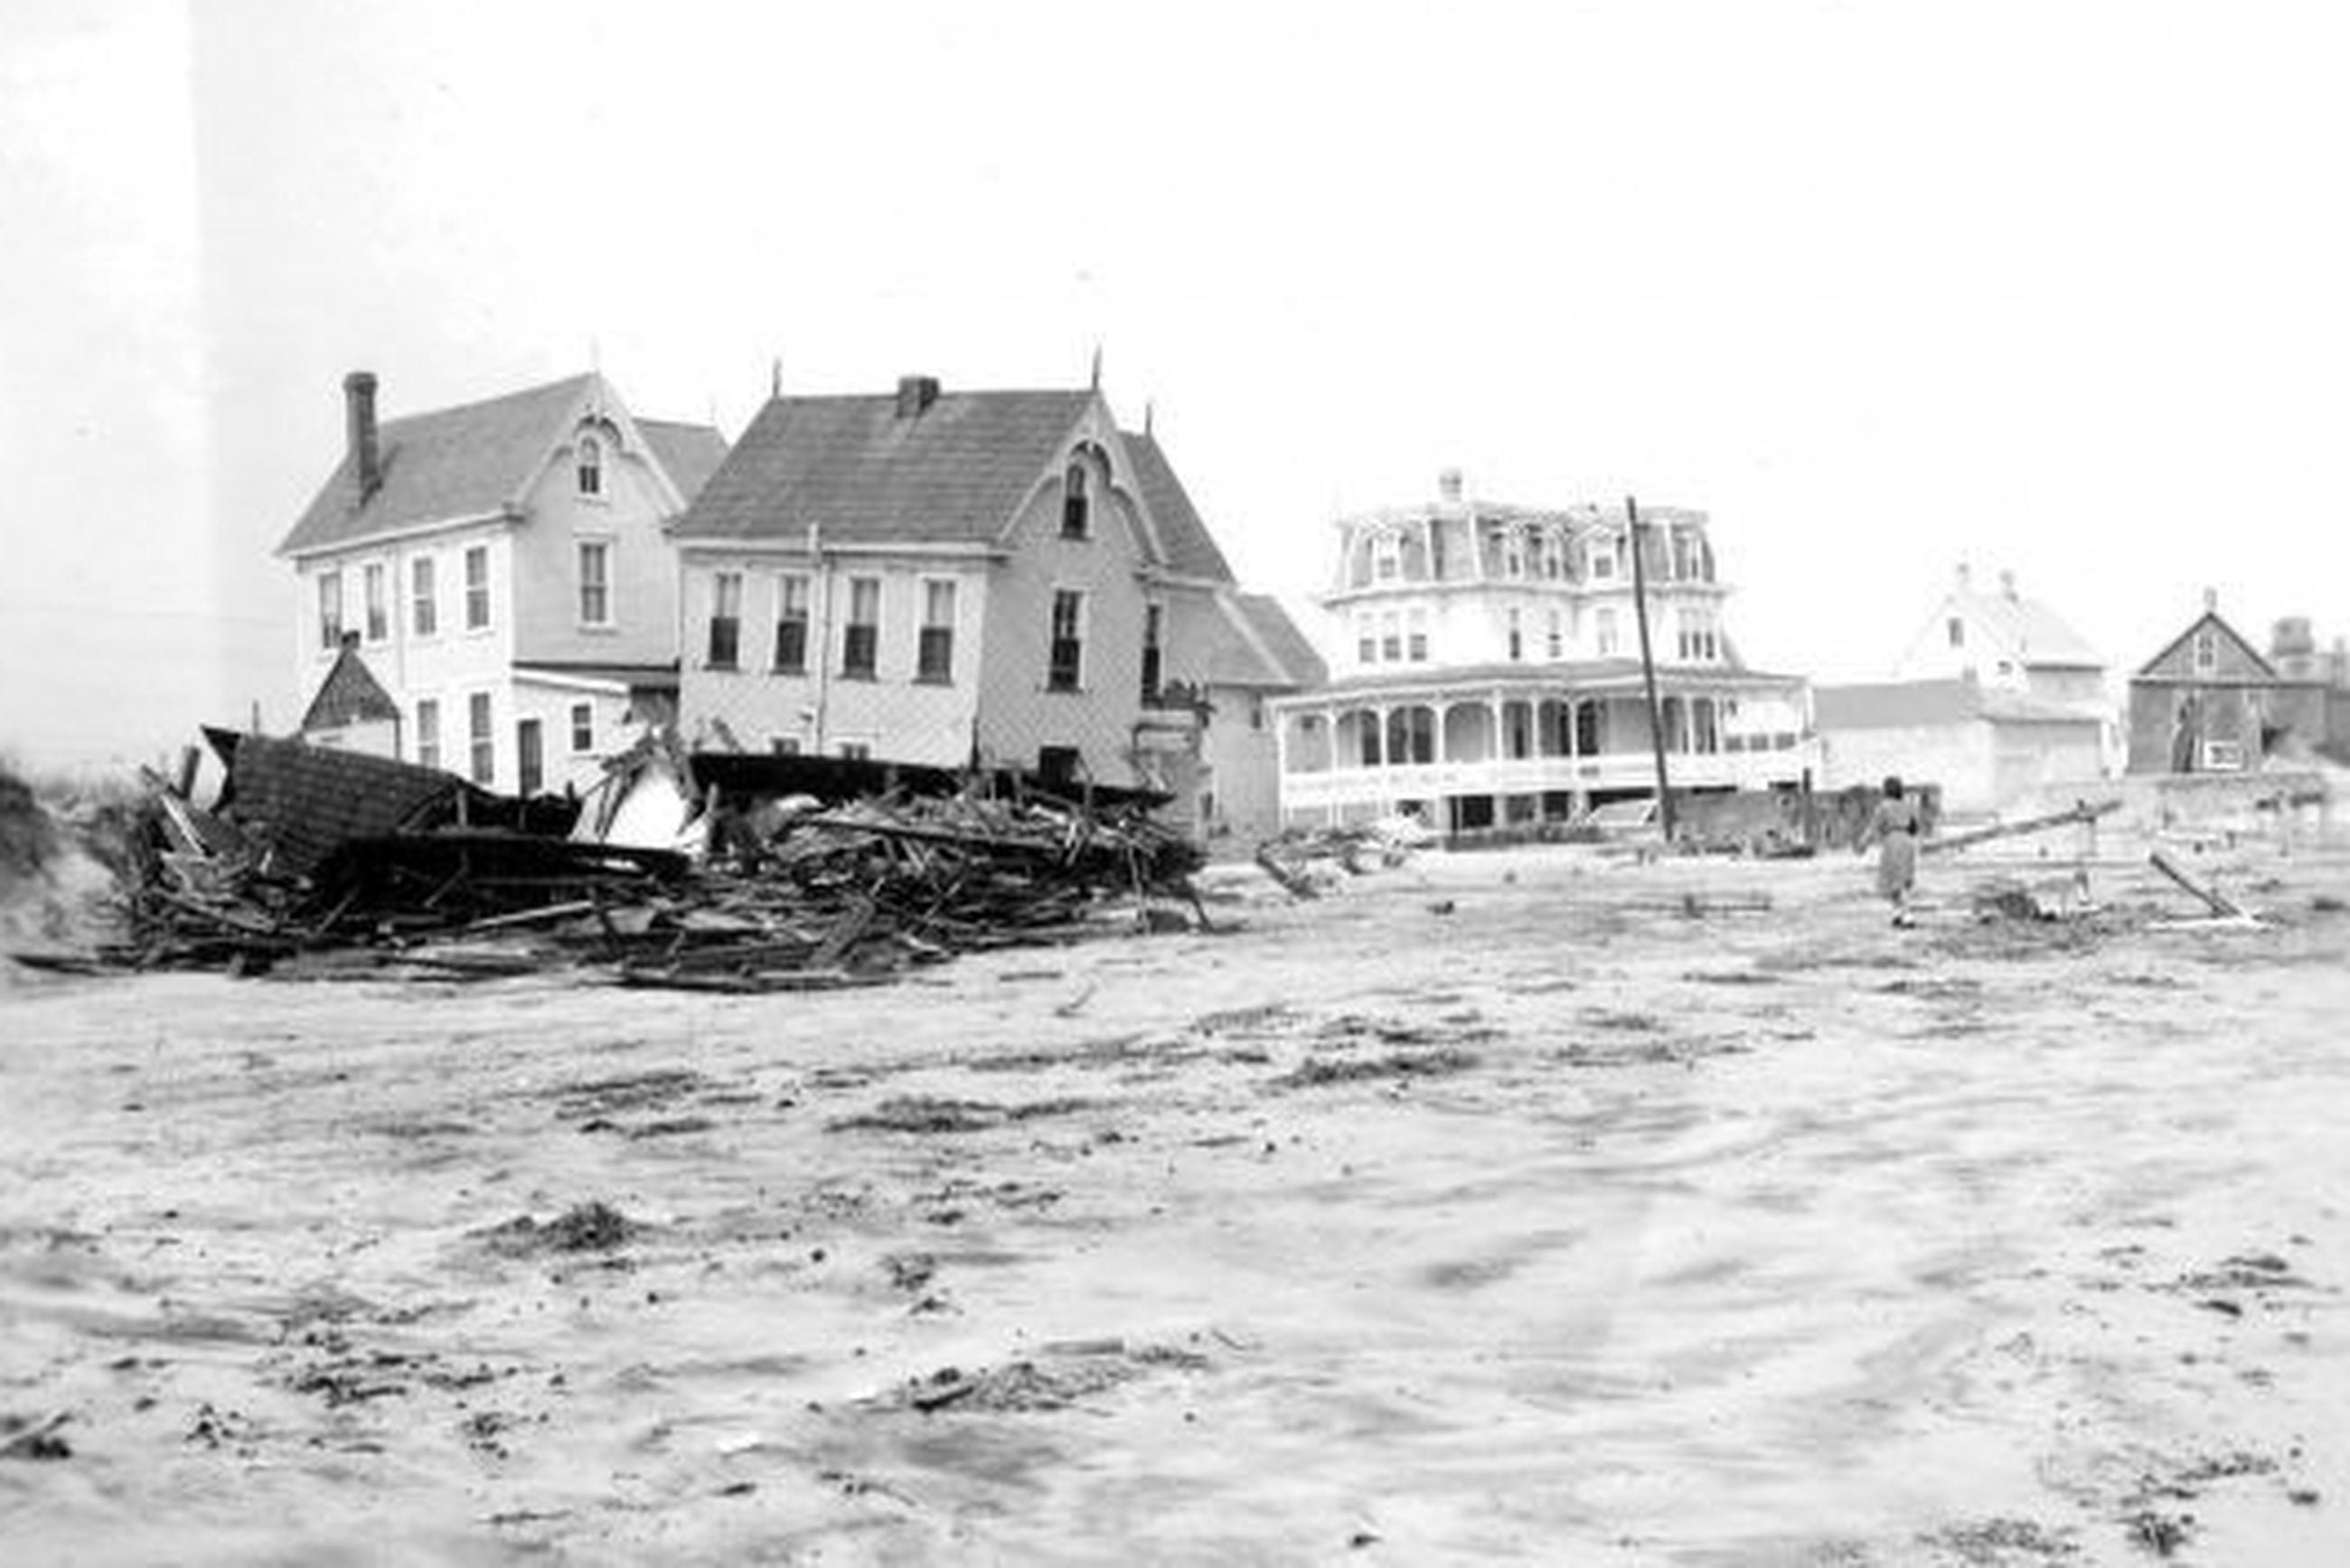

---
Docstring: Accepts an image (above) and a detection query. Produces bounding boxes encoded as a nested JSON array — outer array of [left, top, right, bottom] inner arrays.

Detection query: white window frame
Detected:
[[577, 538, 614, 628], [1047, 587, 1086, 691], [467, 691, 494, 784], [463, 545, 491, 632], [569, 700, 595, 755], [362, 562, 388, 643], [317, 569, 343, 652], [410, 555, 438, 639], [917, 577, 957, 684]]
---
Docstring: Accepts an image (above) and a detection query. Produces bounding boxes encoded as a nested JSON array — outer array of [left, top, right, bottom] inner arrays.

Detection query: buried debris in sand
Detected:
[[886, 1342, 1210, 1414], [477, 1202, 639, 1256]]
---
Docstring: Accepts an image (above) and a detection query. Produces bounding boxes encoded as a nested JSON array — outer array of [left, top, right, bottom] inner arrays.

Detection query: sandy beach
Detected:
[[5, 841, 2346, 1564]]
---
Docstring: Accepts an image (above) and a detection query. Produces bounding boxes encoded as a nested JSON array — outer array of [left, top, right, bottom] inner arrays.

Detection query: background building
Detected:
[[279, 371, 724, 793], [2127, 592, 2350, 773], [1271, 472, 1813, 834], [668, 374, 1307, 831], [1817, 563, 2112, 816]]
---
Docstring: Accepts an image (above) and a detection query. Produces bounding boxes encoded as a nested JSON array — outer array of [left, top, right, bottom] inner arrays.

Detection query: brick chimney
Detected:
[[895, 374, 941, 419], [1437, 468, 1463, 502], [343, 371, 381, 497]]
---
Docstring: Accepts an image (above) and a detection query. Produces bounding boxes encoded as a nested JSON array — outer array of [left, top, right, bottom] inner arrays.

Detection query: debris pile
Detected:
[[24, 731, 1205, 989]]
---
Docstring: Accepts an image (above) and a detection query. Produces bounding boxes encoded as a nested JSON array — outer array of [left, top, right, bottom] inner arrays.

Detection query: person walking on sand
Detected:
[[1860, 775, 1922, 927]]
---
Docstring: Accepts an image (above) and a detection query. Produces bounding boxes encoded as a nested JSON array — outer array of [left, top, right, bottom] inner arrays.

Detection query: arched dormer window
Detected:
[[1061, 460, 1091, 539], [578, 434, 604, 497]]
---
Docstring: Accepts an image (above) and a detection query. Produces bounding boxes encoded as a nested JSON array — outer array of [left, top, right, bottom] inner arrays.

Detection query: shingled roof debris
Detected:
[[29, 732, 1208, 985]]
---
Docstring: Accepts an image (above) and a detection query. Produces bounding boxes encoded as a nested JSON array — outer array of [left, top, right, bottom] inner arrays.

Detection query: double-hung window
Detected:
[[917, 580, 956, 683], [362, 563, 387, 643], [467, 692, 494, 784], [411, 557, 437, 637], [578, 540, 612, 627], [415, 699, 440, 770], [463, 546, 490, 630], [773, 575, 810, 673], [708, 572, 742, 669], [1048, 590, 1084, 691], [1139, 603, 1163, 701], [317, 570, 343, 650], [842, 577, 880, 678]]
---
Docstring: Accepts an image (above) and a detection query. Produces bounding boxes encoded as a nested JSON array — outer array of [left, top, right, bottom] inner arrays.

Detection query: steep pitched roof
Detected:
[[2134, 609, 2277, 681], [299, 641, 400, 731], [636, 418, 728, 504], [670, 389, 1095, 545], [1944, 585, 2103, 670], [1207, 593, 1327, 690], [1122, 429, 1233, 582], [1817, 678, 2096, 730], [278, 374, 595, 556]]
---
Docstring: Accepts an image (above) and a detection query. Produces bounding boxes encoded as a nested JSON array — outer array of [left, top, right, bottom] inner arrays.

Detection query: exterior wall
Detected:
[[1819, 720, 1993, 814], [512, 678, 639, 794], [1989, 719, 2106, 809], [2024, 667, 2108, 709], [510, 418, 681, 671], [1198, 683, 1282, 840], [2128, 681, 2268, 774], [678, 546, 989, 764], [973, 473, 1156, 784], [294, 521, 520, 780]]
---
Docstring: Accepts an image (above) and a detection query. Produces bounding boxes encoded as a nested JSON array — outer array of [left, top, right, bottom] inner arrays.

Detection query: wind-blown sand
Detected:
[[4, 844, 2345, 1564]]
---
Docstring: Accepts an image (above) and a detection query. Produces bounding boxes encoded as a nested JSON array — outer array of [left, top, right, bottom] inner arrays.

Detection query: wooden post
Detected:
[[1627, 495, 1675, 840]]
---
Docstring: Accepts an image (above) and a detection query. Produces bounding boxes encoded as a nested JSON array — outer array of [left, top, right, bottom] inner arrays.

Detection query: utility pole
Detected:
[[1626, 494, 1675, 841]]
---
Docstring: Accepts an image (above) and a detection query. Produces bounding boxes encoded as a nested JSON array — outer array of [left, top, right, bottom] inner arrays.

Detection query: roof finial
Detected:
[[2204, 585, 2219, 615], [1089, 343, 1103, 391], [1143, 398, 1154, 437], [770, 357, 782, 399]]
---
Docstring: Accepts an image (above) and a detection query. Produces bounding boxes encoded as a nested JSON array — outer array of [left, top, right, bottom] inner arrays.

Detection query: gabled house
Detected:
[[278, 371, 726, 794], [1894, 564, 2106, 709], [2126, 591, 2350, 773], [1817, 564, 2113, 814], [1815, 678, 2103, 817], [667, 373, 1294, 823]]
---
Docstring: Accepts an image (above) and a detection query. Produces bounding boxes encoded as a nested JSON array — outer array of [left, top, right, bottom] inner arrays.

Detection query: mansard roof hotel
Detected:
[[1270, 471, 1816, 835]]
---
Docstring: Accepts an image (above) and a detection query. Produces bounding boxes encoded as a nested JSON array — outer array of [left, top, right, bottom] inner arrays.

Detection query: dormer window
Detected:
[[578, 435, 603, 497], [1373, 533, 1399, 581], [1061, 462, 1091, 539]]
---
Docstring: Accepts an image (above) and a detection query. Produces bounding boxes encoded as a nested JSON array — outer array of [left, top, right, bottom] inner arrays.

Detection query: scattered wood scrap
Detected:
[[51, 738, 1208, 989]]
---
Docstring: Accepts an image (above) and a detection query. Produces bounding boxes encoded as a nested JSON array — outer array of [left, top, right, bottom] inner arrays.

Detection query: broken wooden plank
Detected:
[[2148, 850, 2248, 920], [1922, 799, 2121, 857]]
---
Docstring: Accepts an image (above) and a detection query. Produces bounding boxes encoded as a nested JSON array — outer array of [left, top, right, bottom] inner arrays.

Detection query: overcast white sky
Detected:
[[5, 0, 2347, 770]]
